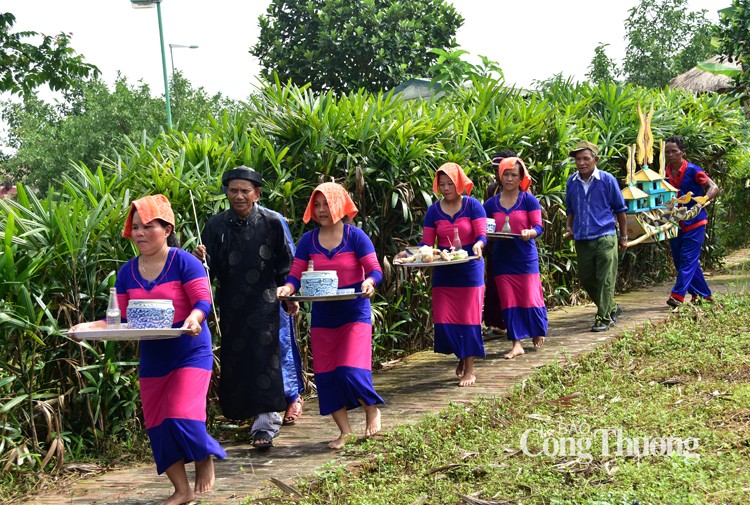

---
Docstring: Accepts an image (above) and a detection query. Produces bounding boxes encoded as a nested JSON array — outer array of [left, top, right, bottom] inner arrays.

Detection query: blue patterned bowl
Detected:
[[486, 218, 496, 233], [127, 299, 175, 329], [300, 270, 338, 297]]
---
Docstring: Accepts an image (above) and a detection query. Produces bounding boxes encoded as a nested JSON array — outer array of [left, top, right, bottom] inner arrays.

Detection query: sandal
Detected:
[[282, 396, 304, 425], [252, 430, 274, 450]]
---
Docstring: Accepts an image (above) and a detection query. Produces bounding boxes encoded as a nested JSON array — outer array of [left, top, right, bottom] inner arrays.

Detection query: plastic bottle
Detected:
[[106, 288, 120, 329], [452, 228, 462, 250]]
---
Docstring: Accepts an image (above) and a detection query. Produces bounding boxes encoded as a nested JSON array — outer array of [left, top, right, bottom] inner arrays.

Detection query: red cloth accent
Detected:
[[303, 182, 358, 224], [681, 219, 708, 233], [498, 157, 531, 192], [694, 170, 709, 185], [666, 159, 688, 190], [122, 194, 175, 238], [433, 162, 474, 196]]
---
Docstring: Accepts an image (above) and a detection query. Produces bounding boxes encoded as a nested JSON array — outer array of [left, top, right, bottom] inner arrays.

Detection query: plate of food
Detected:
[[393, 245, 480, 267], [279, 292, 364, 302], [487, 231, 521, 239], [65, 327, 186, 341]]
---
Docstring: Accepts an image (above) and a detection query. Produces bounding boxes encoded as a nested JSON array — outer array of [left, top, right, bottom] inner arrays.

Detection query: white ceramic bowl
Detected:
[[486, 218, 496, 233], [127, 299, 175, 329], [301, 270, 338, 297]]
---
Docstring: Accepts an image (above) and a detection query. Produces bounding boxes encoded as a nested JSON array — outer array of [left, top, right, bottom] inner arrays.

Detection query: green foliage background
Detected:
[[589, 0, 714, 89], [1, 75, 749, 479], [252, 0, 464, 93], [1, 73, 236, 188], [0, 12, 98, 97]]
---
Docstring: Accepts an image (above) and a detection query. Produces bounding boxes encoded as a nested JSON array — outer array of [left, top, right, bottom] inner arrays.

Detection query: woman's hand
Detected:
[[361, 279, 376, 299], [472, 241, 484, 257], [182, 314, 203, 337], [277, 283, 295, 300], [69, 321, 106, 332], [68, 321, 106, 341], [284, 300, 300, 317], [520, 229, 537, 241], [394, 250, 408, 259]]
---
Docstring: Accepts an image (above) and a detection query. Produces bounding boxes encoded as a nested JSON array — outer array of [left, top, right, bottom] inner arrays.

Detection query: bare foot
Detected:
[[458, 356, 477, 387], [328, 432, 357, 450], [364, 406, 381, 437], [458, 373, 476, 387], [455, 358, 465, 378], [157, 489, 196, 505], [194, 457, 214, 494], [533, 336, 545, 349], [504, 341, 525, 359]]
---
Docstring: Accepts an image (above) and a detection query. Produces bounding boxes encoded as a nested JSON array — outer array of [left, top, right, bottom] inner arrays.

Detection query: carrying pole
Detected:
[[189, 190, 221, 337]]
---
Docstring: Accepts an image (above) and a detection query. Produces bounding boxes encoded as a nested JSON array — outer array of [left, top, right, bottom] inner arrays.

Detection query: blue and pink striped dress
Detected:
[[286, 224, 384, 416], [420, 196, 487, 359], [483, 192, 548, 341], [115, 247, 225, 474]]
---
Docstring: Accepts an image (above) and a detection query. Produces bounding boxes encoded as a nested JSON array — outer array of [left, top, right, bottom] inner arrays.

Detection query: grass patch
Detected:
[[253, 293, 750, 505], [0, 438, 152, 505]]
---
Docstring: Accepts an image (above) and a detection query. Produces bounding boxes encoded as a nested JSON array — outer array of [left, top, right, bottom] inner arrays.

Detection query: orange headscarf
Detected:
[[122, 194, 175, 238], [432, 162, 474, 196], [303, 182, 359, 224], [497, 157, 531, 192]]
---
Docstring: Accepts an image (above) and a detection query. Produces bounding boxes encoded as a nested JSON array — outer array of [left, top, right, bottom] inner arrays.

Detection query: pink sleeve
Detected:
[[288, 257, 307, 282], [360, 251, 381, 274], [421, 226, 437, 247], [360, 251, 383, 286], [183, 277, 212, 317], [529, 209, 543, 229], [472, 217, 487, 238]]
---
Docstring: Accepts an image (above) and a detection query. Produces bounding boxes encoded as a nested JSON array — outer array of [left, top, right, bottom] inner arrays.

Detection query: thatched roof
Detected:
[[391, 78, 445, 100], [670, 56, 739, 94]]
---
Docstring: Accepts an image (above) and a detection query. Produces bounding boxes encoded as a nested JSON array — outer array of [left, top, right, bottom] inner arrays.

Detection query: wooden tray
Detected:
[[279, 292, 364, 302], [487, 231, 521, 239], [65, 328, 185, 341], [395, 256, 481, 267]]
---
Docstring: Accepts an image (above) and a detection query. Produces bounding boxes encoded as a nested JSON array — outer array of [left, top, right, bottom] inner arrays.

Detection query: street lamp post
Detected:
[[131, 0, 172, 128], [169, 44, 199, 76], [168, 44, 198, 125]]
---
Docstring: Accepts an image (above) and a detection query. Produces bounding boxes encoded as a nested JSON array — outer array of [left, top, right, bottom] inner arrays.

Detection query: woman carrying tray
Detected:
[[276, 182, 384, 450], [70, 195, 225, 505], [398, 162, 487, 387], [483, 157, 548, 359]]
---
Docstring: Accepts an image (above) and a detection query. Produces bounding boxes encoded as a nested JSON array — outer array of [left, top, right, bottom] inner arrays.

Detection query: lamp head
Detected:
[[130, 0, 162, 8]]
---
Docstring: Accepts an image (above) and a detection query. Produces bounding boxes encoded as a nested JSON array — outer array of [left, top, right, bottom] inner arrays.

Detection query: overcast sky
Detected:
[[4, 0, 728, 101]]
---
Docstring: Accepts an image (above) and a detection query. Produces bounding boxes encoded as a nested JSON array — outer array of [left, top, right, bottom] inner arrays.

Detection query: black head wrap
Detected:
[[221, 166, 262, 188]]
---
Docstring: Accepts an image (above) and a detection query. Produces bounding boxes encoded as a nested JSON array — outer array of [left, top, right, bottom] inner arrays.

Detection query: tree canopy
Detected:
[[712, 0, 750, 96], [622, 0, 714, 88], [586, 43, 619, 84], [1, 73, 233, 188], [251, 0, 464, 94], [0, 12, 98, 96]]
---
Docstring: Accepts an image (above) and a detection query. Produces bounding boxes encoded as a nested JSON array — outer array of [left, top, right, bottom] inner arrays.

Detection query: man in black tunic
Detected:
[[194, 166, 294, 448]]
